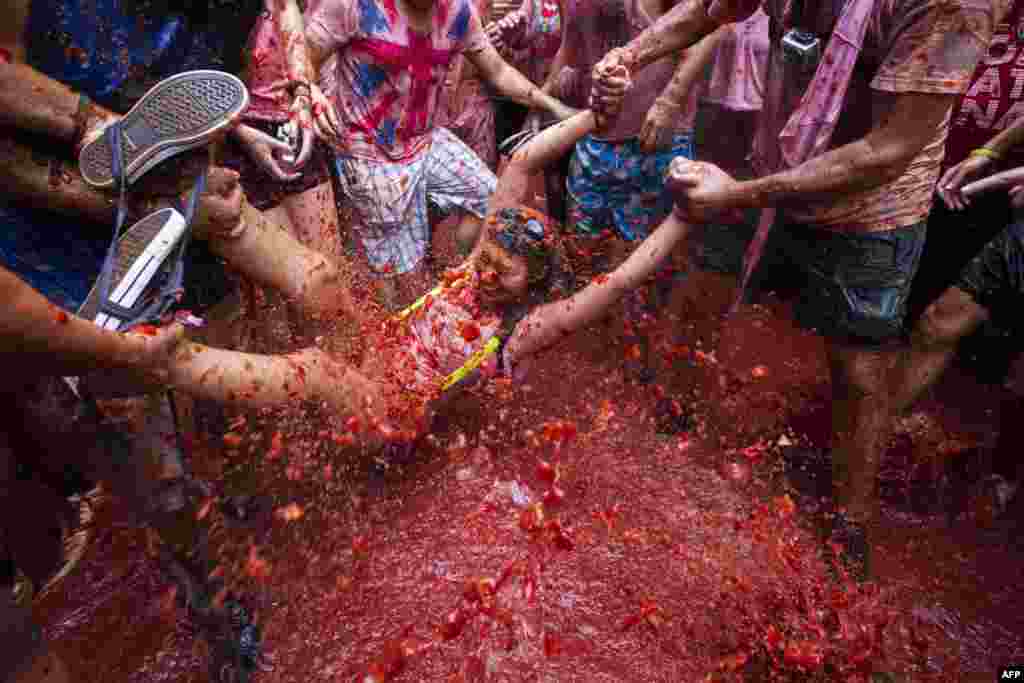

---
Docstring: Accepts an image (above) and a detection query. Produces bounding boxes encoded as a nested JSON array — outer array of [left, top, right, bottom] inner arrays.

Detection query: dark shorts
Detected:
[[755, 217, 928, 345], [956, 215, 1024, 319], [907, 194, 1013, 322], [221, 118, 331, 212]]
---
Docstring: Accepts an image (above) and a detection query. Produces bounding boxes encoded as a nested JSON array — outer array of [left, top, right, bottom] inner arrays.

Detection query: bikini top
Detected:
[[394, 276, 529, 393]]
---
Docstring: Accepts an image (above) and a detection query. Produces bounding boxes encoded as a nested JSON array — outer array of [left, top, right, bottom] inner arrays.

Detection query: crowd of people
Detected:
[[2, 0, 1023, 680]]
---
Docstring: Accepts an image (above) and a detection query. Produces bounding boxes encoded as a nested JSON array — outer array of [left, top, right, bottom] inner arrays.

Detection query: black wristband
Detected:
[[71, 92, 92, 153]]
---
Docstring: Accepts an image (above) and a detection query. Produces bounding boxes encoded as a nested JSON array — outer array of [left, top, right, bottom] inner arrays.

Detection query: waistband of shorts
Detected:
[[585, 131, 695, 147]]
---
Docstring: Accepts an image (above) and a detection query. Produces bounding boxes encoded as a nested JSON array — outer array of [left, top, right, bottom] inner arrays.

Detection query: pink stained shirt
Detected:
[[306, 0, 490, 162], [557, 0, 699, 140], [244, 9, 294, 122], [703, 7, 769, 112], [705, 0, 1006, 232], [437, 0, 498, 167]]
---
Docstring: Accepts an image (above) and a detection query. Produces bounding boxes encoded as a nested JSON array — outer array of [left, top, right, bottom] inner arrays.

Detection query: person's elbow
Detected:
[[508, 146, 533, 172], [862, 133, 924, 185]]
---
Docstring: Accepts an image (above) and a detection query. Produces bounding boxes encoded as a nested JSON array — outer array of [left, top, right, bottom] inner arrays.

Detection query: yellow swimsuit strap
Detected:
[[393, 275, 505, 392], [393, 280, 452, 322]]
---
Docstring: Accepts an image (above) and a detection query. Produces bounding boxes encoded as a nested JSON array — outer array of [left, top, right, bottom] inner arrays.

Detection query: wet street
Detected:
[[34, 248, 1024, 680]]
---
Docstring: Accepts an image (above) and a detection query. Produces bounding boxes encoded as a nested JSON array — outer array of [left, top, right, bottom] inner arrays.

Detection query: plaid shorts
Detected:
[[334, 128, 497, 276]]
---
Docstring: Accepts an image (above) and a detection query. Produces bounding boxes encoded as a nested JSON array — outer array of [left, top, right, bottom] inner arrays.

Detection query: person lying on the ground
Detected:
[[588, 0, 1004, 583], [303, 0, 578, 311], [157, 106, 698, 446]]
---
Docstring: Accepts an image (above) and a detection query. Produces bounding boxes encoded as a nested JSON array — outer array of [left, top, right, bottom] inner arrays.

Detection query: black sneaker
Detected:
[[79, 70, 248, 188]]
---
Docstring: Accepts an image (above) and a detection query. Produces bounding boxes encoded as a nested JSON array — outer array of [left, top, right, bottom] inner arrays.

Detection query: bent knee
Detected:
[[912, 287, 986, 350], [832, 349, 892, 400]]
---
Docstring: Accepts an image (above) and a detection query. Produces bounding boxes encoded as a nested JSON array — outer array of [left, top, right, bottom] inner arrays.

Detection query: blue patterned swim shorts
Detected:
[[567, 134, 694, 242]]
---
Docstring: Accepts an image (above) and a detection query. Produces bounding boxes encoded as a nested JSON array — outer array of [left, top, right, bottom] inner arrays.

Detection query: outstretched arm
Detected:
[[467, 8, 578, 124], [490, 109, 597, 208], [614, 0, 746, 74], [0, 265, 183, 382], [506, 211, 690, 361]]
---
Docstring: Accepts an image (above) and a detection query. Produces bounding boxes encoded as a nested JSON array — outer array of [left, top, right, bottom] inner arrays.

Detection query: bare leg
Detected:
[[0, 136, 120, 225], [827, 342, 899, 523], [891, 287, 989, 415], [166, 344, 384, 430], [206, 200, 368, 328], [260, 180, 349, 347], [278, 180, 345, 264], [0, 586, 69, 683]]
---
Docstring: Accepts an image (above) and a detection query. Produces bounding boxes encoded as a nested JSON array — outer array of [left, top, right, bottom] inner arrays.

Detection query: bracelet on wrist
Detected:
[[71, 92, 92, 152], [970, 147, 1004, 162]]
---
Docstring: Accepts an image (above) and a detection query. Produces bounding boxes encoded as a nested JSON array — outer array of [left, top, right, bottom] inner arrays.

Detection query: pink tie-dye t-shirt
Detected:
[[706, 0, 1005, 232], [306, 0, 489, 162]]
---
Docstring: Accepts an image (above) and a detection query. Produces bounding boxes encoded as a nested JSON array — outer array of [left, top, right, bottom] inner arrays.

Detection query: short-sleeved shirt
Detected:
[[706, 0, 1004, 232], [306, 0, 490, 162], [943, 0, 1024, 172], [703, 7, 769, 112]]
